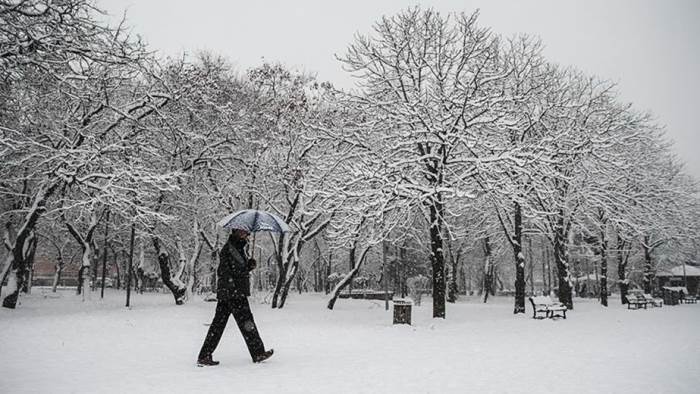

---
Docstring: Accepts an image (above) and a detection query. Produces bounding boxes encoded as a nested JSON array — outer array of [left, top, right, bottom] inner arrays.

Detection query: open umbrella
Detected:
[[217, 209, 291, 233]]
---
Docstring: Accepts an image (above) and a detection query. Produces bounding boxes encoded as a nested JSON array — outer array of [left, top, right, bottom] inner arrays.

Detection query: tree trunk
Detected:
[[91, 247, 98, 292], [183, 222, 203, 300], [398, 244, 408, 297], [327, 244, 371, 310], [199, 231, 220, 294], [348, 245, 354, 294], [77, 265, 88, 296], [642, 236, 653, 294], [553, 217, 573, 310], [271, 234, 287, 308], [527, 235, 534, 295], [313, 261, 319, 293], [482, 237, 493, 303], [383, 240, 389, 310], [153, 237, 186, 305], [279, 236, 307, 307], [278, 259, 299, 308], [447, 250, 460, 303], [52, 252, 64, 293], [211, 248, 219, 292], [296, 267, 303, 294], [428, 198, 446, 318], [599, 228, 608, 307], [135, 245, 143, 293], [1, 255, 13, 296], [325, 254, 331, 295], [2, 181, 60, 308], [126, 224, 135, 307], [495, 270, 504, 293], [65, 213, 103, 300], [617, 235, 629, 304], [512, 202, 526, 314], [464, 263, 471, 295], [4, 241, 28, 303], [100, 211, 110, 299], [2, 268, 21, 308], [74, 242, 94, 298], [177, 233, 203, 301], [111, 248, 121, 290], [136, 266, 145, 294], [23, 234, 38, 294], [546, 243, 553, 295], [542, 242, 549, 295], [131, 265, 140, 291]]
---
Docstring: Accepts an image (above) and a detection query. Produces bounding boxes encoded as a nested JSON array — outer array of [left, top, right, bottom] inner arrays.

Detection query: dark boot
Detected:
[[253, 349, 274, 363], [197, 355, 220, 367]]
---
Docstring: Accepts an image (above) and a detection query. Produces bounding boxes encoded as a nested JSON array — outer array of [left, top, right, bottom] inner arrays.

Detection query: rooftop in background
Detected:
[[656, 264, 700, 277]]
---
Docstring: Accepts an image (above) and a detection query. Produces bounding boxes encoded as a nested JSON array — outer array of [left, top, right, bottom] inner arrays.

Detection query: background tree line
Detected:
[[1, 2, 698, 318]]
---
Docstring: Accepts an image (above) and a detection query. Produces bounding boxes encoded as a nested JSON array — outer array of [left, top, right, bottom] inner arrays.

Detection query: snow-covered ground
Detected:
[[1, 288, 699, 394]]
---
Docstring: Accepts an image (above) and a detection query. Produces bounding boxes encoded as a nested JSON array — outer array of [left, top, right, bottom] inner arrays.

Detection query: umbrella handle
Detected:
[[249, 205, 259, 259], [251, 233, 257, 259]]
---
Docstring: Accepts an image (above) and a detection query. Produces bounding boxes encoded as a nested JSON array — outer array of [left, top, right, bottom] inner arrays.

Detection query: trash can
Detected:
[[662, 287, 679, 306], [393, 299, 412, 325], [672, 290, 681, 305]]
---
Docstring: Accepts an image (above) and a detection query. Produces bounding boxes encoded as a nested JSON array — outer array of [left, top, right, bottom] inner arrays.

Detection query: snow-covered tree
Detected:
[[243, 63, 338, 308], [0, 0, 175, 308], [338, 8, 516, 318]]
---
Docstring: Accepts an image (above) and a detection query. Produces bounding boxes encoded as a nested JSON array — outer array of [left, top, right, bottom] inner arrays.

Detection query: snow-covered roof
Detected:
[[656, 265, 700, 277]]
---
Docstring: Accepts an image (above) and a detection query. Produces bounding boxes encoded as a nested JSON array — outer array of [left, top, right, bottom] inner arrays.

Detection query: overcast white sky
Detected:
[[99, 0, 700, 179]]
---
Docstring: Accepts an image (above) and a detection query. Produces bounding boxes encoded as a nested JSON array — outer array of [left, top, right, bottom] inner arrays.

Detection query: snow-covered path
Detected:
[[1, 289, 699, 393]]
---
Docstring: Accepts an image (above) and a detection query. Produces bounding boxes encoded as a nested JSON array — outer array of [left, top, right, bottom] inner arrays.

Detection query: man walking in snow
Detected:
[[197, 229, 273, 366]]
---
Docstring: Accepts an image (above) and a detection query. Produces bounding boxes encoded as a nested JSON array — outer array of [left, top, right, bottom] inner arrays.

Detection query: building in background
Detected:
[[656, 263, 700, 295]]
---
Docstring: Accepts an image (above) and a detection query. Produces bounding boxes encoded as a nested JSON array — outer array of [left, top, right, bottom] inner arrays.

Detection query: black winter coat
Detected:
[[216, 236, 255, 300]]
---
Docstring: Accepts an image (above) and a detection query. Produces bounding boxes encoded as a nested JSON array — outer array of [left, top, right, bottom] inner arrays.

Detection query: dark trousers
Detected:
[[198, 296, 265, 361]]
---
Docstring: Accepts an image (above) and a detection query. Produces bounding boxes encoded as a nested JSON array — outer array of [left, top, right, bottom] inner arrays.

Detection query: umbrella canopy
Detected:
[[217, 209, 291, 233]]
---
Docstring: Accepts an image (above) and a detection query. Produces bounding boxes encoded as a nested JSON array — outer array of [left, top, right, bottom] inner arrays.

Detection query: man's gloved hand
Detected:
[[248, 258, 257, 270]]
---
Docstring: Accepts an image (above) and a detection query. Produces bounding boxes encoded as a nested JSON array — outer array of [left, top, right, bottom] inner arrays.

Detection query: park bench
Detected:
[[679, 288, 697, 304], [643, 293, 663, 307], [339, 290, 394, 301], [675, 287, 697, 304], [528, 295, 567, 319], [625, 293, 648, 309]]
